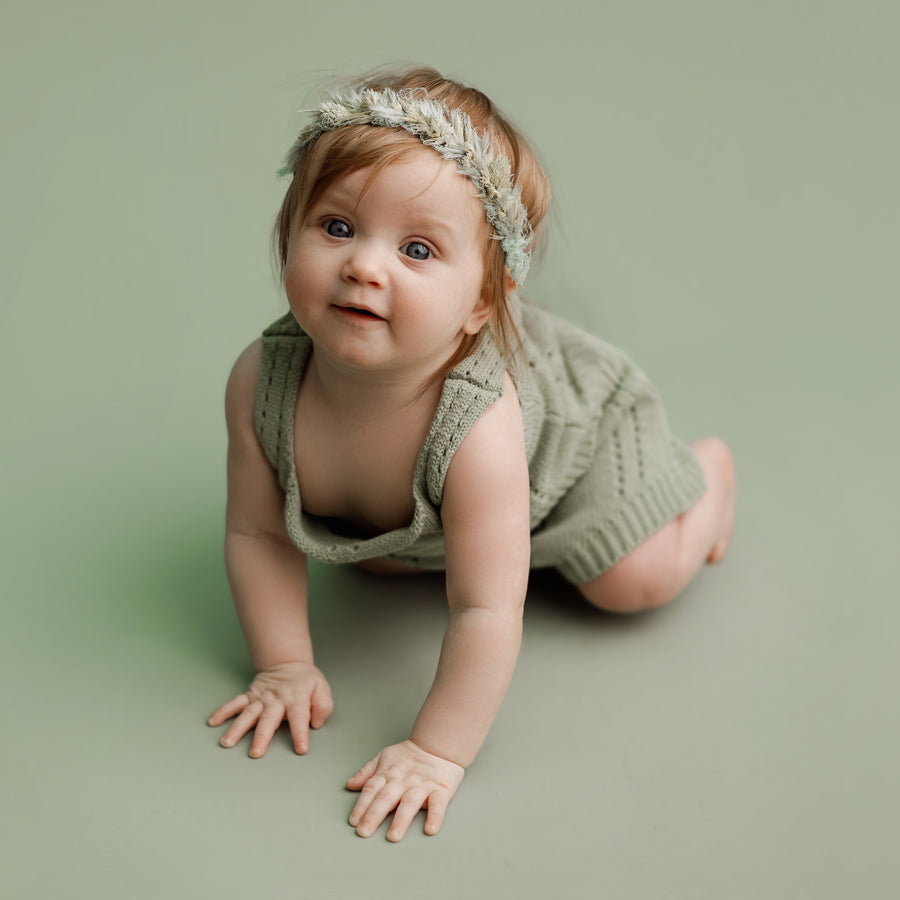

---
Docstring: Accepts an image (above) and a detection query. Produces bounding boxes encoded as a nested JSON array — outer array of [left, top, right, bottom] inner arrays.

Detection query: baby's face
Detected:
[[283, 148, 491, 379]]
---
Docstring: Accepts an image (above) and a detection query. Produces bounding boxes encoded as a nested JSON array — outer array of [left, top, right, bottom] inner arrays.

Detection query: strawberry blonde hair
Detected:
[[273, 66, 552, 370]]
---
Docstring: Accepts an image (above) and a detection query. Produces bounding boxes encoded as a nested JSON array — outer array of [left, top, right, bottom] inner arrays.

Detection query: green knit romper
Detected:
[[254, 301, 706, 584]]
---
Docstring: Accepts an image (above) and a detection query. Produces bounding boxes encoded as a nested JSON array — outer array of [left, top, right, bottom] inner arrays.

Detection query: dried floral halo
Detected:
[[278, 87, 534, 284]]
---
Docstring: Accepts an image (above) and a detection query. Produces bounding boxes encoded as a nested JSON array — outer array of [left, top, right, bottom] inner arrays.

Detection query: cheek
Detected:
[[283, 271, 303, 316], [284, 244, 323, 305], [284, 258, 303, 300]]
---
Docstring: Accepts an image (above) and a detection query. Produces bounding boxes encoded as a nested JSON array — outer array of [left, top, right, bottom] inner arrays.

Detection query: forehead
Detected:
[[321, 147, 487, 227]]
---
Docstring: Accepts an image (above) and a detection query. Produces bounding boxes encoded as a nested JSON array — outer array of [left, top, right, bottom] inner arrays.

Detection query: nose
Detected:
[[341, 241, 386, 288]]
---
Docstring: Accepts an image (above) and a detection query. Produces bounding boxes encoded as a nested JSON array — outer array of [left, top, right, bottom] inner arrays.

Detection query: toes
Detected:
[[707, 542, 727, 564]]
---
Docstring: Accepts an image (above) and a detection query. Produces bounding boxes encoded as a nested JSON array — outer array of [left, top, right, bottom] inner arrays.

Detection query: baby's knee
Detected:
[[577, 554, 676, 614]]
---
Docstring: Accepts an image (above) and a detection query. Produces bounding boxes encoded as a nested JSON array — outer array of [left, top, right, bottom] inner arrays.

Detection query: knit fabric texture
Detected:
[[254, 303, 706, 584]]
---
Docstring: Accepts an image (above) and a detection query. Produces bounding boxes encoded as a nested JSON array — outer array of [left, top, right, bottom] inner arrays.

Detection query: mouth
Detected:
[[335, 304, 385, 321]]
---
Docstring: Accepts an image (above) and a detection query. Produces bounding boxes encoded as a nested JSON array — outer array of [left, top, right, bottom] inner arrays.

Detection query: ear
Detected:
[[462, 290, 492, 335], [504, 268, 517, 296]]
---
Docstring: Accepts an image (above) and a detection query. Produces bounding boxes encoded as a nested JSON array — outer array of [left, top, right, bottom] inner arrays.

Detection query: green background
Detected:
[[3, 1, 897, 897]]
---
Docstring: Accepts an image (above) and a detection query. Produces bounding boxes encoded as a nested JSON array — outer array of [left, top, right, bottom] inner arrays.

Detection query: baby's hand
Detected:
[[207, 661, 334, 758], [346, 740, 465, 842]]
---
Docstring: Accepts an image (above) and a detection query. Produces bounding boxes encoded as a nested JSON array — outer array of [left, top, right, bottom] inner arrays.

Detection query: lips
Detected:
[[334, 304, 385, 321]]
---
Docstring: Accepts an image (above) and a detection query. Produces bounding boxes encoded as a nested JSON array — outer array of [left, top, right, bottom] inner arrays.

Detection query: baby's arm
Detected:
[[347, 376, 531, 840], [208, 341, 333, 757]]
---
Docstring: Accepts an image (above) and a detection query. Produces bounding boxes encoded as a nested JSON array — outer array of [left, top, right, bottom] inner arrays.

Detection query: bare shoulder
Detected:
[[225, 338, 263, 439], [444, 372, 529, 510], [451, 373, 525, 472], [224, 338, 286, 536]]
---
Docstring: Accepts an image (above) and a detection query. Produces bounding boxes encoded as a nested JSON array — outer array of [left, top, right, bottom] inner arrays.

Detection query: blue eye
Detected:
[[402, 241, 432, 260], [325, 219, 352, 238]]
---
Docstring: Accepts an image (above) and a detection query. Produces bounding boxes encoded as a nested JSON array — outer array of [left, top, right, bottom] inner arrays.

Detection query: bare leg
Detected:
[[578, 437, 735, 614]]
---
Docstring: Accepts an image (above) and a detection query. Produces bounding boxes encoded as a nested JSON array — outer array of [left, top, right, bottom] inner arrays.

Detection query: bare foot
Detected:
[[690, 437, 736, 564]]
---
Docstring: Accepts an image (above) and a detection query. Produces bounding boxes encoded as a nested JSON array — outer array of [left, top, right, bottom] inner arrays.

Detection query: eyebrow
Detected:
[[403, 211, 456, 236], [314, 180, 360, 209], [398, 186, 484, 239]]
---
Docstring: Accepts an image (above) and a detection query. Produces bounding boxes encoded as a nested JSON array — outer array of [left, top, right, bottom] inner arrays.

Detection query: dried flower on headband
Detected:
[[278, 88, 534, 284]]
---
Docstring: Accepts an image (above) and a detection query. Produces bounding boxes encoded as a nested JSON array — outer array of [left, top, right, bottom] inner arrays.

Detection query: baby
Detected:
[[208, 67, 735, 842]]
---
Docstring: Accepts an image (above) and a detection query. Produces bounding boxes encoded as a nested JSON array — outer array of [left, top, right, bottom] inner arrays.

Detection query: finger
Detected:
[[249, 706, 285, 758], [309, 683, 334, 730], [219, 700, 262, 748], [348, 774, 387, 826], [345, 755, 380, 791], [424, 789, 451, 837], [285, 703, 311, 755], [387, 790, 429, 843], [355, 784, 406, 839], [207, 693, 249, 726]]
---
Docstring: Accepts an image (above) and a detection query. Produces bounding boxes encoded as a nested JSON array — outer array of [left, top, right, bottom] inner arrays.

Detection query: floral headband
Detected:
[[278, 87, 533, 284]]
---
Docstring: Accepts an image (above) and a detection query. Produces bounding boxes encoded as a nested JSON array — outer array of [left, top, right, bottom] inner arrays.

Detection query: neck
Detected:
[[305, 350, 445, 421]]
